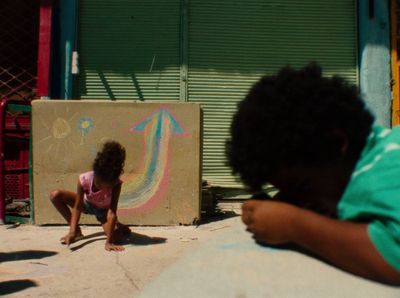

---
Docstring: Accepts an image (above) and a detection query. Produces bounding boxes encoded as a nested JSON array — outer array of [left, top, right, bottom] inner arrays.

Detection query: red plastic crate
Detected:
[[4, 140, 29, 170], [1, 99, 32, 222], [5, 114, 31, 134], [5, 114, 30, 129], [5, 173, 29, 201], [3, 115, 30, 202]]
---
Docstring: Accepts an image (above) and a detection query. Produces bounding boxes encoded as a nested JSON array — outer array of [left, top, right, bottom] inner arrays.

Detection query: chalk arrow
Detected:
[[119, 108, 184, 212]]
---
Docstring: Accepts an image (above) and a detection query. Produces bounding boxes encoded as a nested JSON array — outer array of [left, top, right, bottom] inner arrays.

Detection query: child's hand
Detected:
[[242, 200, 301, 245], [60, 233, 76, 246], [105, 242, 125, 252], [60, 230, 84, 246]]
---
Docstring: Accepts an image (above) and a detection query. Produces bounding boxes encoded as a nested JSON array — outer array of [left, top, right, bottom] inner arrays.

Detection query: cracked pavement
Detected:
[[2, 215, 399, 298], [0, 217, 233, 297]]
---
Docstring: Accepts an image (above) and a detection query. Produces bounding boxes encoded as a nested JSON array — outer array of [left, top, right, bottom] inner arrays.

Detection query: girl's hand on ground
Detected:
[[105, 242, 125, 252], [65, 234, 75, 246], [60, 233, 76, 246], [60, 231, 84, 245], [242, 200, 301, 245]]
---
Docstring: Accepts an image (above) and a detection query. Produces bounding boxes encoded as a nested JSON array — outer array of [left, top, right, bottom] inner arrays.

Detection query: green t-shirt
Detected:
[[338, 125, 400, 272]]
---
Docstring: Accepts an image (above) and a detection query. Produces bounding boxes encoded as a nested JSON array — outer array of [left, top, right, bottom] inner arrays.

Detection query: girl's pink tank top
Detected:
[[79, 171, 118, 209]]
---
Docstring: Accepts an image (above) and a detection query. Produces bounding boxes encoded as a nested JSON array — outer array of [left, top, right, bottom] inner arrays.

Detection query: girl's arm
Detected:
[[66, 180, 84, 245], [104, 183, 124, 251], [242, 200, 400, 285]]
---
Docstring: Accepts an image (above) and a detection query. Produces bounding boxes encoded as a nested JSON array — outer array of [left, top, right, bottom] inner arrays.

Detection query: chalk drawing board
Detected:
[[32, 100, 201, 225]]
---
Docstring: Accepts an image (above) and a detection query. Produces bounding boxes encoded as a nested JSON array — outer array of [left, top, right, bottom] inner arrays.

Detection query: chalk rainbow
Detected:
[[118, 108, 185, 215]]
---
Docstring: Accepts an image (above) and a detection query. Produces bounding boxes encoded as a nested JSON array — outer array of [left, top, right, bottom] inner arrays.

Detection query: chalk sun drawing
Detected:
[[118, 108, 185, 215], [37, 106, 78, 162]]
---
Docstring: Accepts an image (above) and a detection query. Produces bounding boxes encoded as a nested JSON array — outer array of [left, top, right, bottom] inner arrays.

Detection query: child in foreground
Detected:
[[226, 64, 400, 285], [50, 141, 130, 252]]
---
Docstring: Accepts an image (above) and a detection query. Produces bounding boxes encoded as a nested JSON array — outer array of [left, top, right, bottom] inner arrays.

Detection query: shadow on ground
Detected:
[[0, 279, 38, 296], [125, 231, 167, 245], [69, 231, 167, 251], [0, 250, 57, 294], [0, 250, 58, 263]]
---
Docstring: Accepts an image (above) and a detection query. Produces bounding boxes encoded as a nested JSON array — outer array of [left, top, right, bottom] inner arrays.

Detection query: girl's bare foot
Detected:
[[105, 242, 125, 252]]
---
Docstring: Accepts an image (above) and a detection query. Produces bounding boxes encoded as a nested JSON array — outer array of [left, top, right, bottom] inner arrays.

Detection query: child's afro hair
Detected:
[[226, 63, 374, 190], [93, 141, 126, 183]]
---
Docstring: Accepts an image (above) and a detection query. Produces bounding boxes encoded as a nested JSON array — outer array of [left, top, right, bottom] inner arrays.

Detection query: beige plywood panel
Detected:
[[32, 100, 201, 225]]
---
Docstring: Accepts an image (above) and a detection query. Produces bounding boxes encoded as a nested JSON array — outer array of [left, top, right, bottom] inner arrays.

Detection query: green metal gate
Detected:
[[187, 0, 357, 186], [78, 0, 182, 101], [77, 0, 357, 187]]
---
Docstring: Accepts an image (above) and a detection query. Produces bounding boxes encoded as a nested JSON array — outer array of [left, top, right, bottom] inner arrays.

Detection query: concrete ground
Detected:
[[0, 215, 233, 297], [140, 217, 400, 298], [1, 209, 400, 297]]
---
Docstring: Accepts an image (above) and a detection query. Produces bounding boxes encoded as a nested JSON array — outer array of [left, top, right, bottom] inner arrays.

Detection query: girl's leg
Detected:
[[49, 190, 76, 222], [49, 190, 83, 239]]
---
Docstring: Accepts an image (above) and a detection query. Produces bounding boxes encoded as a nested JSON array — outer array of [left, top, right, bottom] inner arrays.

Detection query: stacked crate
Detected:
[[0, 98, 31, 223]]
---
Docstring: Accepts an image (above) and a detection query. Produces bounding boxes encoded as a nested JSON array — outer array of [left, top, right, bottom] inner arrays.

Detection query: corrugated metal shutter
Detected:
[[188, 0, 357, 187], [77, 0, 357, 187], [78, 0, 181, 101]]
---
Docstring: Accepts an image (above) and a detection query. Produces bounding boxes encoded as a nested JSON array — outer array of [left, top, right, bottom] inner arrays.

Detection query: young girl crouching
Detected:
[[50, 141, 130, 252]]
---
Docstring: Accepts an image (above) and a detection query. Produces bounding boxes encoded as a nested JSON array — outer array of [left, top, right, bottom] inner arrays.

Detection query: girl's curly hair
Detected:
[[93, 141, 126, 183], [226, 63, 374, 190]]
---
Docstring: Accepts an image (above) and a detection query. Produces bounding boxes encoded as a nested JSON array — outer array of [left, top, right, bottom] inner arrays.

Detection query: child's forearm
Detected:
[[71, 184, 84, 236], [69, 208, 81, 234], [104, 211, 117, 244], [290, 209, 400, 285]]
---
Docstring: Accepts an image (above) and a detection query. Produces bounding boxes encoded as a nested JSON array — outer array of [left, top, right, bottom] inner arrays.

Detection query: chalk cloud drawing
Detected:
[[118, 108, 186, 216], [77, 116, 94, 144]]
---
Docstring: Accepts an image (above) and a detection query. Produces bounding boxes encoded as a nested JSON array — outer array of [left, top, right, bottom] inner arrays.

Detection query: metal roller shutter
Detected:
[[77, 0, 357, 187], [188, 0, 357, 187], [78, 0, 182, 101]]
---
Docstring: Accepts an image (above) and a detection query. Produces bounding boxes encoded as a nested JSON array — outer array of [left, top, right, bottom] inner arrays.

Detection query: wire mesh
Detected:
[[0, 0, 40, 101]]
